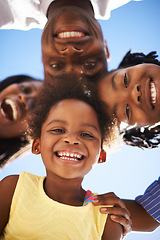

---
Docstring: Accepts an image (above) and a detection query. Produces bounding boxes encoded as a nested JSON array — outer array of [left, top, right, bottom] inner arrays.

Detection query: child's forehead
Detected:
[[45, 99, 100, 126], [50, 99, 95, 113]]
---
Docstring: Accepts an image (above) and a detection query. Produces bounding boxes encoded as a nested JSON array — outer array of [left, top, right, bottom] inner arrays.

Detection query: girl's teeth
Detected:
[[61, 156, 78, 161], [57, 151, 83, 160]]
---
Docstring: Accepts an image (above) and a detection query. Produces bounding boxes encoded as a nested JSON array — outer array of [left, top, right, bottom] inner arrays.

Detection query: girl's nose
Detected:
[[64, 134, 80, 145]]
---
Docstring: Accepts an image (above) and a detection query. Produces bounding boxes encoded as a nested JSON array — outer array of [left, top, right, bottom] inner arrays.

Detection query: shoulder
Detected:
[[0, 175, 19, 193], [0, 175, 19, 207], [102, 216, 122, 240], [0, 175, 19, 233]]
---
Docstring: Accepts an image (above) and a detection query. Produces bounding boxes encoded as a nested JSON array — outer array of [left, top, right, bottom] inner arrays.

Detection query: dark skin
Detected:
[[93, 193, 160, 235], [0, 100, 122, 239], [42, 0, 109, 83]]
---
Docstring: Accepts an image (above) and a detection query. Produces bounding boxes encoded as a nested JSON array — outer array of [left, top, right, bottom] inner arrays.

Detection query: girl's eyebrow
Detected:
[[47, 119, 66, 126], [81, 123, 100, 133]]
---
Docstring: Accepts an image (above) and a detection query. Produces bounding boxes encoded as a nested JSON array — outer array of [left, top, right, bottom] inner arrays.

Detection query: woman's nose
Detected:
[[18, 93, 27, 108], [18, 94, 34, 110], [131, 84, 141, 105]]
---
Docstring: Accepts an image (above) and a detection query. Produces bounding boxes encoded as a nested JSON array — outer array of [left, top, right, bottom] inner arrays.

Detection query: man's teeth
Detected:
[[150, 82, 157, 105], [1, 99, 18, 121], [57, 151, 83, 161], [58, 31, 84, 39]]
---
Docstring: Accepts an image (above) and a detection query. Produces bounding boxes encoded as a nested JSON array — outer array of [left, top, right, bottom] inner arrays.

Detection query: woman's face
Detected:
[[0, 80, 42, 138], [97, 64, 160, 127]]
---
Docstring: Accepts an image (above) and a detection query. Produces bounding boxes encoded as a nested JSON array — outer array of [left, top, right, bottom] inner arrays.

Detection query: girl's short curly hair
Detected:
[[27, 74, 115, 146]]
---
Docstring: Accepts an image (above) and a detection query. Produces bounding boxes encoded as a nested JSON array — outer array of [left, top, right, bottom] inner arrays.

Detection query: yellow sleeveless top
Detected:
[[2, 171, 109, 240]]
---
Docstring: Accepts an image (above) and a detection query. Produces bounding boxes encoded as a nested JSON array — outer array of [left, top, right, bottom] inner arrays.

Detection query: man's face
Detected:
[[41, 6, 107, 83]]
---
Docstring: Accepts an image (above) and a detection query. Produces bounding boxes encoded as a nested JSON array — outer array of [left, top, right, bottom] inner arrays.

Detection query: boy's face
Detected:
[[97, 64, 160, 127], [41, 6, 107, 83], [33, 99, 102, 180], [0, 80, 42, 138]]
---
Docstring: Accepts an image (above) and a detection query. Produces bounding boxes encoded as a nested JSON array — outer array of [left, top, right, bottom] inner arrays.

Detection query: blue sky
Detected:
[[0, 0, 160, 239]]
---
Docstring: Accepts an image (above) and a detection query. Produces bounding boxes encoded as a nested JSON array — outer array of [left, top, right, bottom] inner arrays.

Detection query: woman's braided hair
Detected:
[[119, 50, 160, 149]]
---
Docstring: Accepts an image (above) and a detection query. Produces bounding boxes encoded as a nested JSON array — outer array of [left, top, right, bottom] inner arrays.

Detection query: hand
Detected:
[[93, 192, 132, 238]]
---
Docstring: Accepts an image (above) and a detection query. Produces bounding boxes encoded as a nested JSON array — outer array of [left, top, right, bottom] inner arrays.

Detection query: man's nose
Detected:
[[63, 133, 80, 145], [131, 84, 141, 105], [59, 45, 83, 55]]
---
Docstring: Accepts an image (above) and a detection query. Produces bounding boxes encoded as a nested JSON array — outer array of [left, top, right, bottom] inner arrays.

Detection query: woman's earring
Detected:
[[98, 149, 106, 163], [35, 149, 39, 153]]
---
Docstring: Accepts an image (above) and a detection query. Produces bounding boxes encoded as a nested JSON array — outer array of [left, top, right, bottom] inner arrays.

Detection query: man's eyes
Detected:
[[50, 62, 64, 70], [83, 61, 96, 70]]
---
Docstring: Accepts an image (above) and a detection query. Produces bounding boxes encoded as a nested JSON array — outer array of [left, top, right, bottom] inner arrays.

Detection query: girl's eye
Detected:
[[124, 73, 128, 88], [80, 133, 94, 138], [126, 104, 130, 120], [51, 129, 65, 134]]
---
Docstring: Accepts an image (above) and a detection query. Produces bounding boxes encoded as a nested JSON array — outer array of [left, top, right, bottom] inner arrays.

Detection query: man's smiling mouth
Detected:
[[57, 31, 85, 39], [56, 151, 84, 161]]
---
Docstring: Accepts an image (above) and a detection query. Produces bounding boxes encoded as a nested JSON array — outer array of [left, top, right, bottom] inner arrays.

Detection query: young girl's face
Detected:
[[97, 64, 160, 127], [33, 99, 102, 180]]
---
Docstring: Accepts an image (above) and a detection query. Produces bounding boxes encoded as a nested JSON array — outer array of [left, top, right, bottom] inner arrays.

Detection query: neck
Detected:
[[44, 173, 86, 206], [47, 0, 94, 19]]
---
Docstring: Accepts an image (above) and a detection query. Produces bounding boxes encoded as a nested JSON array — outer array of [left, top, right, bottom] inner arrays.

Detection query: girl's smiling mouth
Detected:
[[56, 150, 85, 162]]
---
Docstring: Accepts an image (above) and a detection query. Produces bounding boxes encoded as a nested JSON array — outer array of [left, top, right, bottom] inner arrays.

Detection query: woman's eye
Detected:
[[81, 133, 94, 138], [84, 61, 96, 69], [20, 85, 32, 94], [126, 104, 130, 120], [124, 73, 128, 88]]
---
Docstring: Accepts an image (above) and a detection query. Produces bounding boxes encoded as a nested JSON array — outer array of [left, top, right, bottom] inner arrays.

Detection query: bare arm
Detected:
[[123, 199, 160, 232], [93, 192, 132, 237], [0, 175, 19, 234], [102, 215, 122, 240]]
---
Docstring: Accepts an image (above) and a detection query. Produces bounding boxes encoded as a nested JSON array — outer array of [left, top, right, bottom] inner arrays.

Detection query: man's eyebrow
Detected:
[[112, 72, 117, 90]]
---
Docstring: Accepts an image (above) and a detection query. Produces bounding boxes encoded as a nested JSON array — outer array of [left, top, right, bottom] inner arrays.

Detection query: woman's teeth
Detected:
[[1, 99, 18, 121], [58, 31, 85, 39], [150, 82, 157, 106]]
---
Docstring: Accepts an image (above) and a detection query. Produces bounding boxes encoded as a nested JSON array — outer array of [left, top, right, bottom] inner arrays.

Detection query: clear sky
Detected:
[[0, 0, 160, 239]]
